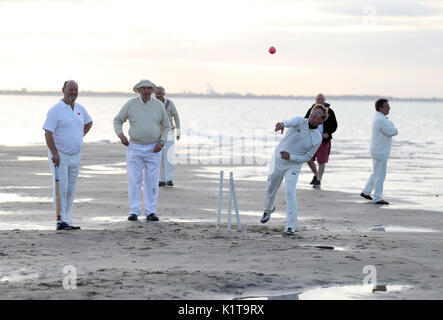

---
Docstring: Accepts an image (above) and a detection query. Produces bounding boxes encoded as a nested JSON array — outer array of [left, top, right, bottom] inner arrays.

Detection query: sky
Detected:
[[0, 0, 442, 98]]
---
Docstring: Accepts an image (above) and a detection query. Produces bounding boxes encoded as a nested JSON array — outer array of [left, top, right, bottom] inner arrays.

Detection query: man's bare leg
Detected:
[[317, 163, 326, 181], [308, 160, 317, 177]]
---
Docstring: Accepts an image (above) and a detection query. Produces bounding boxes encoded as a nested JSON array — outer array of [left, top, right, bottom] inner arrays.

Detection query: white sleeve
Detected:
[[381, 118, 398, 137], [83, 107, 93, 124], [282, 116, 304, 128], [42, 107, 58, 133]]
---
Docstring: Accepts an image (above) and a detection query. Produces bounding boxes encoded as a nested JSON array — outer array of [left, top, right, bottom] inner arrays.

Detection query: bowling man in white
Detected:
[[261, 104, 328, 235]]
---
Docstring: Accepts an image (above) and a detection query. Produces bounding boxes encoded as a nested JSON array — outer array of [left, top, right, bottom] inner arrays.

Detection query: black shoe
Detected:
[[159, 181, 166, 187], [360, 192, 373, 200], [309, 176, 318, 185], [57, 222, 73, 230], [375, 200, 389, 205], [285, 227, 295, 235], [128, 214, 138, 221], [166, 181, 174, 187], [69, 225, 81, 230], [313, 180, 321, 189], [146, 214, 159, 222], [260, 206, 275, 223]]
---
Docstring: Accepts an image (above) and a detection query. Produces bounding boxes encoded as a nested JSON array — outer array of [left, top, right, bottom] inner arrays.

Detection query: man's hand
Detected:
[[275, 122, 285, 134], [322, 133, 329, 139], [119, 134, 129, 146], [153, 142, 163, 153], [52, 152, 61, 167], [280, 151, 290, 160]]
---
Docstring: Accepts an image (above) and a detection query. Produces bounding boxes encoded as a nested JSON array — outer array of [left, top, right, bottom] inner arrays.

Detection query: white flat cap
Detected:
[[133, 79, 156, 93]]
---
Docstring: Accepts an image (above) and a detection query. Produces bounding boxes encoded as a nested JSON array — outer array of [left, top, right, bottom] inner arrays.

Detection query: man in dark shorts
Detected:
[[304, 93, 338, 189]]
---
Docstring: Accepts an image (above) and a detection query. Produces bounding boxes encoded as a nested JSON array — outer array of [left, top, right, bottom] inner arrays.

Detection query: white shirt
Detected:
[[43, 99, 92, 155], [370, 111, 398, 160], [278, 117, 322, 163]]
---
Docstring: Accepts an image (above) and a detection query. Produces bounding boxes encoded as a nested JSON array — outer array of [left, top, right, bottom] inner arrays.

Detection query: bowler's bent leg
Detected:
[[284, 167, 300, 230], [264, 166, 284, 213]]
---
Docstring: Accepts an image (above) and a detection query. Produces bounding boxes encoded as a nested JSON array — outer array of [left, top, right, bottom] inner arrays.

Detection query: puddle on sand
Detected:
[[0, 222, 54, 231], [305, 245, 347, 251], [235, 284, 411, 300], [0, 269, 40, 282], [0, 193, 52, 203], [370, 225, 438, 233], [17, 156, 47, 161], [202, 208, 313, 221], [0, 186, 50, 190], [0, 193, 93, 203], [164, 217, 214, 223], [81, 164, 126, 175]]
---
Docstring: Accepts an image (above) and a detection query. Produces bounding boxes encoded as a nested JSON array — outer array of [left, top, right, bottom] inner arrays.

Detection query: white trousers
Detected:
[[48, 151, 81, 226], [264, 154, 302, 230], [362, 159, 388, 203], [126, 142, 162, 216], [160, 131, 175, 182]]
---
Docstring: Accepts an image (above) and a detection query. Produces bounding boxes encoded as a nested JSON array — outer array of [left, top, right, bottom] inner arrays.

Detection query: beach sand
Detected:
[[0, 143, 442, 299]]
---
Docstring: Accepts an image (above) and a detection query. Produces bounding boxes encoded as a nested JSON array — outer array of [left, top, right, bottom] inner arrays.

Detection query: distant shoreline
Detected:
[[1, 90, 442, 102]]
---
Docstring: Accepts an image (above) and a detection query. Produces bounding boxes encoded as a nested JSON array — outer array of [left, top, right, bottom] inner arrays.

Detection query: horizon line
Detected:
[[0, 89, 442, 102]]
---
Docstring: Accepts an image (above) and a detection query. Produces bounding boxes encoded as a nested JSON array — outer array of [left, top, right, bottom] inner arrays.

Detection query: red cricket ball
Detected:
[[269, 46, 276, 54]]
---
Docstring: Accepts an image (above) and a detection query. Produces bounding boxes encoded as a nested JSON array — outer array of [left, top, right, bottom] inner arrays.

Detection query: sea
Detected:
[[0, 94, 442, 212]]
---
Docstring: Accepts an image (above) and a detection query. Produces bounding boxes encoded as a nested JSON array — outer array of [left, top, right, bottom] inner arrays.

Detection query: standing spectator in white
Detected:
[[43, 80, 93, 230], [361, 98, 398, 205], [260, 104, 328, 235], [155, 86, 181, 187], [113, 80, 171, 222]]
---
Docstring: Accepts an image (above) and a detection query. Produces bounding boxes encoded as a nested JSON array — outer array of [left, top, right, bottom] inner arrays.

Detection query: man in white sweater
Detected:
[[261, 104, 328, 235], [113, 79, 171, 222], [361, 98, 398, 204], [155, 86, 181, 187]]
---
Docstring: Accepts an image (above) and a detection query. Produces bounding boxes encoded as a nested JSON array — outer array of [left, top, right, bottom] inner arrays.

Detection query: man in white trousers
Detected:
[[261, 104, 328, 235], [43, 80, 93, 230], [361, 98, 398, 204], [113, 79, 171, 222], [155, 86, 181, 187]]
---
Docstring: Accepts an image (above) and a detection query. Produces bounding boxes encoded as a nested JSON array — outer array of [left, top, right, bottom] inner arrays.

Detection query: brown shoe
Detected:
[[375, 200, 389, 205]]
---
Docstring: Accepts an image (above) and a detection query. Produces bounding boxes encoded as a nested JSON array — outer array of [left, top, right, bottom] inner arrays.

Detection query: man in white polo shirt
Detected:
[[113, 79, 170, 222], [43, 80, 93, 230]]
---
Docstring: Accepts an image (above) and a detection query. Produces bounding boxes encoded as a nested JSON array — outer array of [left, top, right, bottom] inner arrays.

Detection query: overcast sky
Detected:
[[1, 0, 442, 97]]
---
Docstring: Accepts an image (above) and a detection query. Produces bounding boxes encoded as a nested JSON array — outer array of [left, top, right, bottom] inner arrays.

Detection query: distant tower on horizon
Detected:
[[206, 82, 217, 95]]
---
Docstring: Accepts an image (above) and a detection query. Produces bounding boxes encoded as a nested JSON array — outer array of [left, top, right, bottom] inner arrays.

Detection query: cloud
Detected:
[[311, 0, 442, 17], [0, 0, 107, 2]]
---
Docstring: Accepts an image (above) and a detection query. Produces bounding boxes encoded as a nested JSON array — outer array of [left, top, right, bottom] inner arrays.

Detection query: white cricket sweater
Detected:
[[276, 117, 322, 163]]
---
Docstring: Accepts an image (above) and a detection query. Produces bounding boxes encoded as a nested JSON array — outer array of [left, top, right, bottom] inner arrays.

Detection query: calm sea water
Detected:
[[0, 94, 442, 211]]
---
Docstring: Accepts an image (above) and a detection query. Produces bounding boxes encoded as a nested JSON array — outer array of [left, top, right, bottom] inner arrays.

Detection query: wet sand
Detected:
[[0, 143, 442, 299]]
